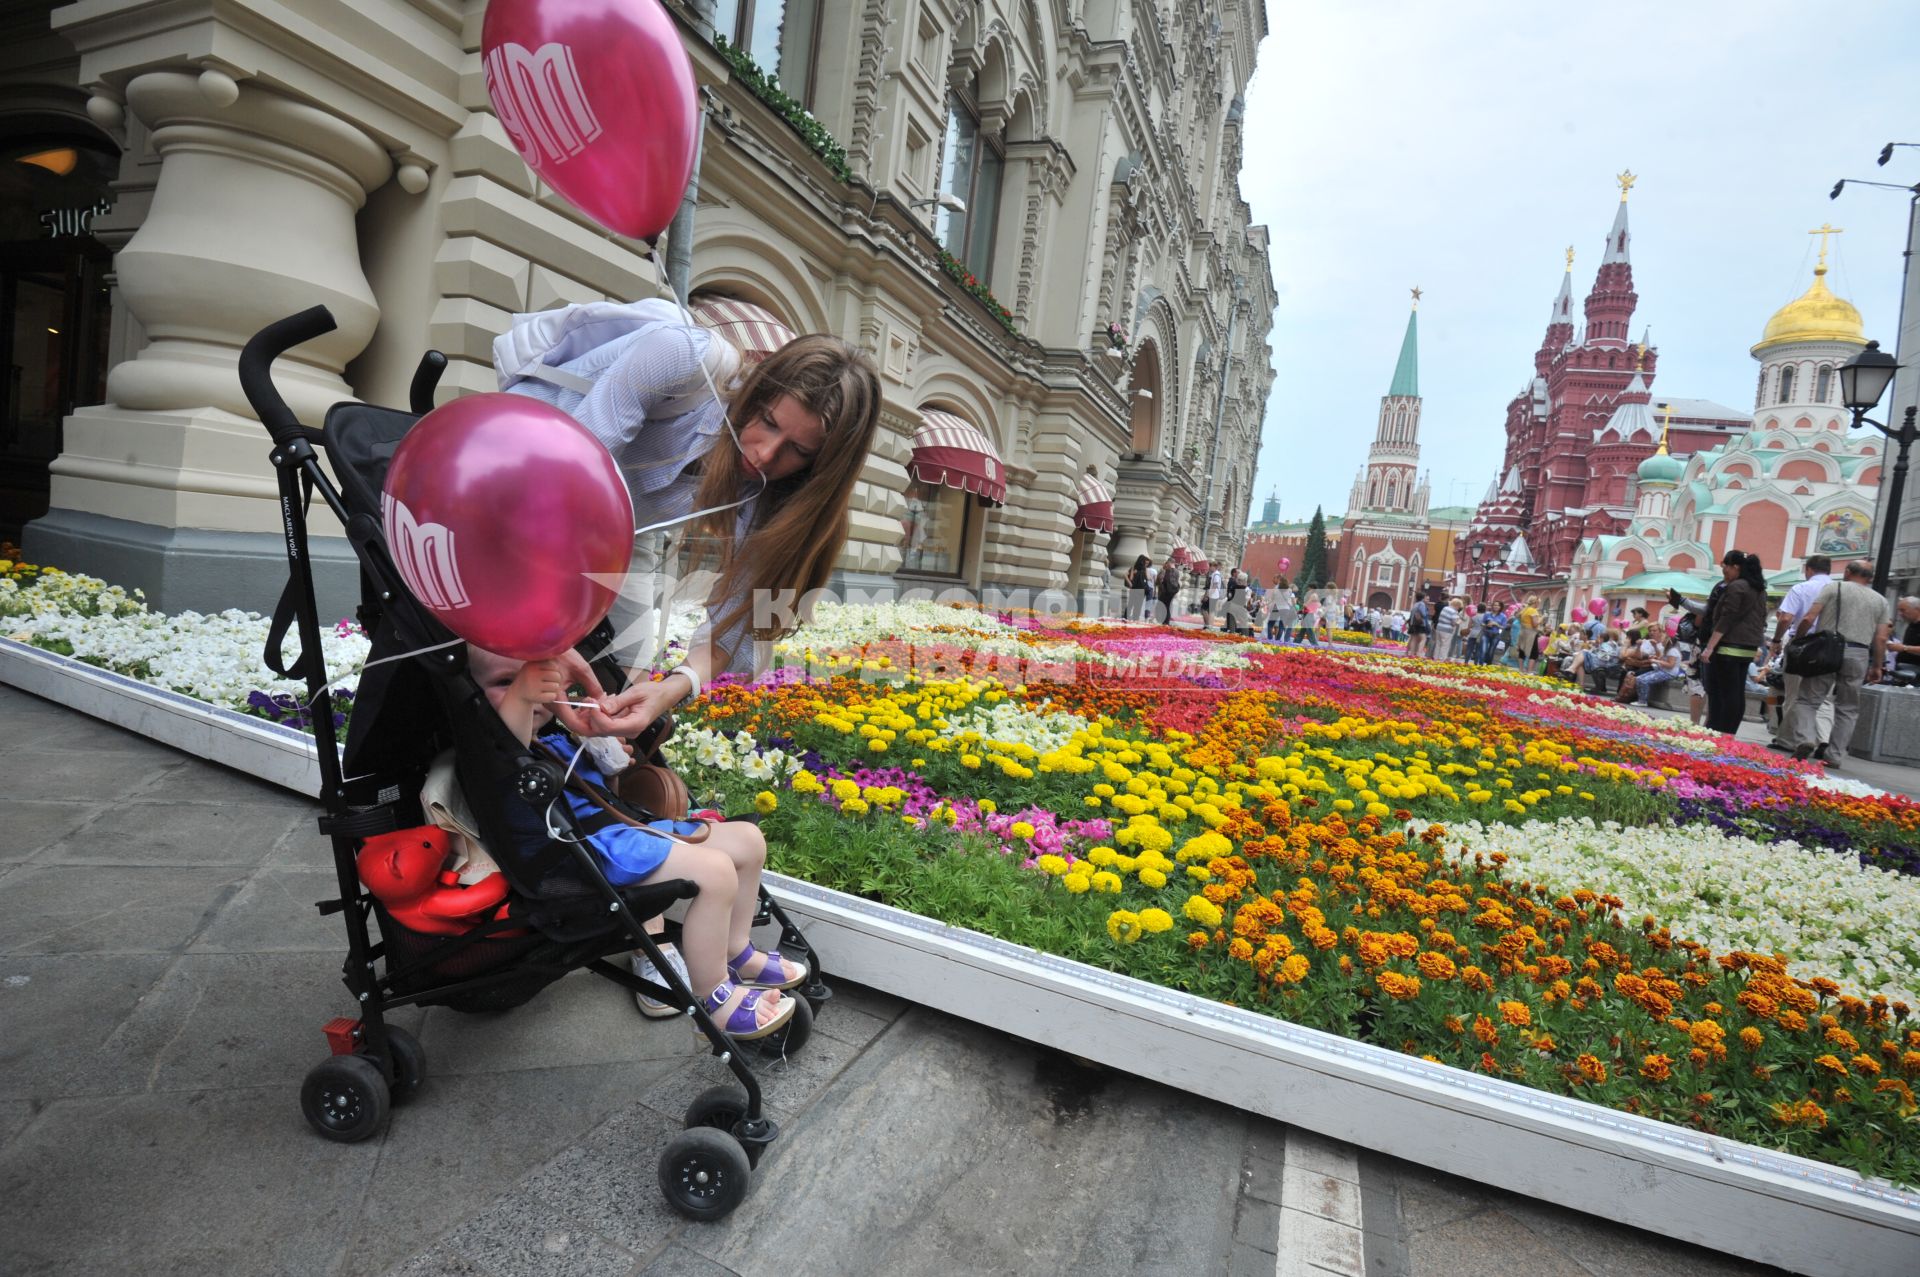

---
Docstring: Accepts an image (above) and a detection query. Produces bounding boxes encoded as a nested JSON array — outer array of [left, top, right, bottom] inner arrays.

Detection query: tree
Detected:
[[1300, 506, 1330, 589]]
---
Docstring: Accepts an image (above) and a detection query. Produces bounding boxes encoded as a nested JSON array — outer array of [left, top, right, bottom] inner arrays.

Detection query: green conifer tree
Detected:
[[1300, 506, 1330, 588]]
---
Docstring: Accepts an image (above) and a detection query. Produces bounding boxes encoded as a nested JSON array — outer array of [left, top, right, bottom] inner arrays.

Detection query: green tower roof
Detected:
[[1388, 306, 1418, 398]]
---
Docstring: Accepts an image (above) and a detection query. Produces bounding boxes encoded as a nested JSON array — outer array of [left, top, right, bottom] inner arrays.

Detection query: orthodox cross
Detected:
[[1564, 245, 1575, 270], [1808, 223, 1843, 270], [1617, 170, 1637, 201]]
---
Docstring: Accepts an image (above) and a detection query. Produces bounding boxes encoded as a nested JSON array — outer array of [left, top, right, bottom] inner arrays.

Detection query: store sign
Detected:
[[40, 198, 112, 238]]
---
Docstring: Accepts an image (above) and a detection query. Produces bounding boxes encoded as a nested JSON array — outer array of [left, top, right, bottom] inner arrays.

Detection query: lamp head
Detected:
[[1839, 340, 1899, 414], [1831, 180, 1846, 200]]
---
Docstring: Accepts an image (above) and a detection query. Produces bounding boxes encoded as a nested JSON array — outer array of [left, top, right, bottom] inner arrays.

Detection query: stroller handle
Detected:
[[241, 306, 338, 445]]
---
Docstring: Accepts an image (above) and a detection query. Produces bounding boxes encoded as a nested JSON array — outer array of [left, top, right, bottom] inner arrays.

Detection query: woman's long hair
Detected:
[[690, 333, 882, 641], [1738, 552, 1768, 594]]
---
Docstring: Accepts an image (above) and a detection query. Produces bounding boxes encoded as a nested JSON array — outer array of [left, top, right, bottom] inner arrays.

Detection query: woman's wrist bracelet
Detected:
[[668, 664, 702, 701]]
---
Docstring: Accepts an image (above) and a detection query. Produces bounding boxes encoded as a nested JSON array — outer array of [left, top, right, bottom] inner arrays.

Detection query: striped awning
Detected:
[[1073, 473, 1114, 533], [1170, 545, 1192, 566], [689, 295, 797, 362], [911, 410, 1006, 506]]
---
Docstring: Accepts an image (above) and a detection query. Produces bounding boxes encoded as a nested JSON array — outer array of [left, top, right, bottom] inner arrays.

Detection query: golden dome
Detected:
[[1751, 263, 1865, 355]]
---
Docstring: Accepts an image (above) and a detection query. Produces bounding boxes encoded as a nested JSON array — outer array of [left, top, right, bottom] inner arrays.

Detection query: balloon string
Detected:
[[263, 634, 466, 716]]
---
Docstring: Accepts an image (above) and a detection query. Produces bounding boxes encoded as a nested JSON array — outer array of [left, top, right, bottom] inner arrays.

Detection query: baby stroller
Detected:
[[241, 307, 828, 1220]]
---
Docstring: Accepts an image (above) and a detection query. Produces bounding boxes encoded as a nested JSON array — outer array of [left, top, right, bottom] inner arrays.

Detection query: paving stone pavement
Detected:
[[0, 680, 1843, 1276]]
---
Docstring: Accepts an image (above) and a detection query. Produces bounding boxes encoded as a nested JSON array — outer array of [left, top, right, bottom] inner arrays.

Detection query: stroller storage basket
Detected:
[[242, 306, 826, 1219]]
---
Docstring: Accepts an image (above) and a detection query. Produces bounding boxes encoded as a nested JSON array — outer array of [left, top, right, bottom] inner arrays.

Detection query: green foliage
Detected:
[[1301, 506, 1330, 589], [714, 35, 851, 183], [935, 248, 1019, 337]]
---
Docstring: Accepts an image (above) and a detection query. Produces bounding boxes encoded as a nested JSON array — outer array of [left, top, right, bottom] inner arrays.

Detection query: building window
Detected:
[[713, 0, 822, 106], [936, 86, 1003, 280], [1815, 364, 1833, 403], [900, 477, 971, 577], [1778, 365, 1795, 403]]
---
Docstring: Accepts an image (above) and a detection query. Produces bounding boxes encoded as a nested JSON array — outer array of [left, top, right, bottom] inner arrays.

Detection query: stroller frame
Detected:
[[242, 306, 826, 1219]]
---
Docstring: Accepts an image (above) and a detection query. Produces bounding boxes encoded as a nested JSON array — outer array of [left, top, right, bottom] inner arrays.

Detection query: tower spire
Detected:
[[1389, 297, 1419, 397], [1548, 250, 1575, 330], [1585, 176, 1639, 343]]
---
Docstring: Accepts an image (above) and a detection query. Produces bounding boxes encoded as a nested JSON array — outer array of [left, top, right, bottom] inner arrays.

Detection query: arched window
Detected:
[[1778, 365, 1795, 403], [1815, 364, 1833, 403], [937, 80, 1005, 281], [1755, 367, 1767, 406], [712, 0, 822, 105], [1385, 474, 1398, 507]]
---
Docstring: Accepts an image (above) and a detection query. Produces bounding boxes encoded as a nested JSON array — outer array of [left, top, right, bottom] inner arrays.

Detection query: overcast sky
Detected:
[[1238, 0, 1920, 525]]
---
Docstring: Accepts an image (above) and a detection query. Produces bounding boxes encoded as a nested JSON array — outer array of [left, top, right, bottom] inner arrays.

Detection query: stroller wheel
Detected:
[[301, 1054, 391, 1143], [683, 1084, 749, 1132], [739, 991, 812, 1060], [658, 1127, 752, 1220], [380, 1026, 427, 1104]]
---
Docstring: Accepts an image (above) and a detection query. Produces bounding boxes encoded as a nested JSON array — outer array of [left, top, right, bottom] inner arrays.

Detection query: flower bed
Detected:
[[664, 603, 1920, 1187], [5, 545, 1917, 1187]]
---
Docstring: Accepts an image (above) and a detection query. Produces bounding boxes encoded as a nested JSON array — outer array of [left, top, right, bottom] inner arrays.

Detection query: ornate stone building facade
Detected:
[[0, 0, 1274, 615]]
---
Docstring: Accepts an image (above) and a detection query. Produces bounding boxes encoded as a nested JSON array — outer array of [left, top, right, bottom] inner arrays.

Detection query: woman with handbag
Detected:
[[1698, 551, 1770, 735], [1123, 555, 1153, 621]]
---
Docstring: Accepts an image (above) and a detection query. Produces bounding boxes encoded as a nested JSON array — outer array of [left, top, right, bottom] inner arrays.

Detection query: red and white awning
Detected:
[[690, 295, 797, 362], [1073, 473, 1115, 533], [910, 410, 1006, 506]]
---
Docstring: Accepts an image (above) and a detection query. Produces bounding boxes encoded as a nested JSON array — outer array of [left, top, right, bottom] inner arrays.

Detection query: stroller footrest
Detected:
[[322, 1017, 363, 1055]]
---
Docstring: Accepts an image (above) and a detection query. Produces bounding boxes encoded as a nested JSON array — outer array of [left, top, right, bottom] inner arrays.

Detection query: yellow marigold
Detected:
[[1062, 872, 1091, 894], [830, 778, 861, 802], [1035, 854, 1070, 876], [1137, 867, 1167, 889], [1010, 821, 1036, 840], [1377, 971, 1423, 1001], [752, 790, 779, 815], [791, 770, 825, 795], [1498, 1000, 1532, 1028], [1139, 908, 1173, 934], [840, 797, 870, 816], [1107, 910, 1144, 944], [1739, 1027, 1765, 1050], [1183, 895, 1224, 928], [1771, 1099, 1828, 1129], [977, 799, 996, 815], [1090, 871, 1123, 894]]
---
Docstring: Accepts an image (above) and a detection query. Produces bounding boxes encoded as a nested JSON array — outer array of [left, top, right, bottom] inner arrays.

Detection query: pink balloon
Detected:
[[1570, 607, 1588, 622], [1279, 557, 1292, 570], [482, 0, 699, 241], [1665, 615, 1681, 636], [1589, 597, 1607, 617], [383, 393, 634, 660]]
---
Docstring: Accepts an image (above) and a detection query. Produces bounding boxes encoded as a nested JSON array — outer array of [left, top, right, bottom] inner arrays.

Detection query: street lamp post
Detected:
[[1469, 542, 1497, 608], [1840, 341, 1915, 594]]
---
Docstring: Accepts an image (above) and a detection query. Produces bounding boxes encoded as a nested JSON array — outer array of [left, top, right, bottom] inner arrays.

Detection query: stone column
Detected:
[[29, 69, 392, 614]]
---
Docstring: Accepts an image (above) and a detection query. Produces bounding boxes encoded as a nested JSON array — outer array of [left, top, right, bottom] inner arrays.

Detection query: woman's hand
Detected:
[[590, 672, 691, 739]]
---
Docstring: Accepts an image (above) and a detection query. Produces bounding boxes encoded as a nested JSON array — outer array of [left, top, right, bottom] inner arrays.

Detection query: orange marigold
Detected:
[[1574, 1054, 1608, 1084], [1227, 937, 1255, 962], [1739, 1027, 1765, 1050], [1376, 971, 1423, 1001], [1813, 1054, 1849, 1076], [1640, 1053, 1674, 1082], [1461, 965, 1494, 993], [1416, 951, 1458, 981], [1498, 1000, 1532, 1028]]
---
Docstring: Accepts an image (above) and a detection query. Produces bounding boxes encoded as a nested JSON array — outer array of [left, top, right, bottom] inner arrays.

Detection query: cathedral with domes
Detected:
[[1567, 228, 1882, 613]]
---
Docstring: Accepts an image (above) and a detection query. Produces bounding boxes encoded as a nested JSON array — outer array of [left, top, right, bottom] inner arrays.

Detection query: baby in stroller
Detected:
[[469, 644, 808, 1039]]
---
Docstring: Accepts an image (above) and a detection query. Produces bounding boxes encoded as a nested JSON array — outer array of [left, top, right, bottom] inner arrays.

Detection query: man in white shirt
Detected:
[[1788, 559, 1893, 767], [1767, 555, 1832, 750]]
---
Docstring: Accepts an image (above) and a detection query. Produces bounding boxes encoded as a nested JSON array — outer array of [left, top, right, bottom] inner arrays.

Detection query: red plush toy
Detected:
[[357, 826, 511, 936]]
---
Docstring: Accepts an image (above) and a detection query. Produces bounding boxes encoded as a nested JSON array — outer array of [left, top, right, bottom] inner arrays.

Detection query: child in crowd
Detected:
[[468, 645, 805, 1039]]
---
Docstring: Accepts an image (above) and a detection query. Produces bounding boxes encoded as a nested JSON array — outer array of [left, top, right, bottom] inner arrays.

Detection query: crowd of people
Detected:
[[1120, 548, 1917, 769]]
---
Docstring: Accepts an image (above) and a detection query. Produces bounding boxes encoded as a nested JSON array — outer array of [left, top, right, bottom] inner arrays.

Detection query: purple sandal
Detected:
[[728, 942, 809, 991], [702, 979, 795, 1040]]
